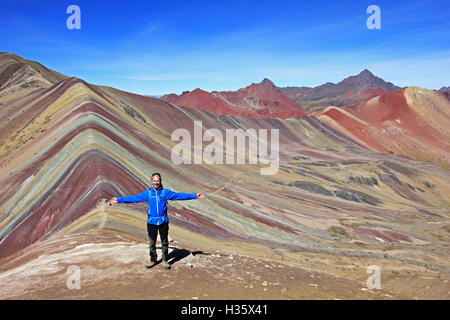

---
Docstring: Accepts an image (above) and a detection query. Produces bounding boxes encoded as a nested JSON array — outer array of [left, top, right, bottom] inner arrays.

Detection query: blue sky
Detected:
[[1, 0, 449, 95]]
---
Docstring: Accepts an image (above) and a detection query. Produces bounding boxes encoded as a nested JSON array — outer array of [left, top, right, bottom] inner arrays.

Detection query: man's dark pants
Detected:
[[147, 222, 169, 262]]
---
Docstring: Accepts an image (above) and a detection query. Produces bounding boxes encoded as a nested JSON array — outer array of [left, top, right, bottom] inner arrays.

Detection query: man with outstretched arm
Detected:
[[109, 172, 205, 270]]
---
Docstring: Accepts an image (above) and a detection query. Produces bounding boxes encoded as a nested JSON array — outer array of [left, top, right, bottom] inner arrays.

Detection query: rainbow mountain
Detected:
[[0, 52, 449, 299]]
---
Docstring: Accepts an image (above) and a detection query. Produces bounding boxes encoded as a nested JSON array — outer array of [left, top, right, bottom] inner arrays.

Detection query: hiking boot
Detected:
[[146, 260, 157, 269], [162, 260, 171, 270]]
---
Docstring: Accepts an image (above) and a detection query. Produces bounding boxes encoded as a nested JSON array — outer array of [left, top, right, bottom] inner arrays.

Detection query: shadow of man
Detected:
[[148, 246, 209, 268], [167, 247, 191, 265]]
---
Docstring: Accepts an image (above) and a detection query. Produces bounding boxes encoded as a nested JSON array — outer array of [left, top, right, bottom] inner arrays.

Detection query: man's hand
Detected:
[[196, 193, 206, 199], [109, 197, 118, 205]]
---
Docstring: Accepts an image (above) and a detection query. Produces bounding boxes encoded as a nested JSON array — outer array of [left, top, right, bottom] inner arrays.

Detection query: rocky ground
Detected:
[[1, 228, 448, 300]]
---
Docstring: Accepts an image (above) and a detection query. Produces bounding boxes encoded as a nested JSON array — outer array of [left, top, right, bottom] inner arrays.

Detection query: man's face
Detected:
[[152, 176, 161, 190]]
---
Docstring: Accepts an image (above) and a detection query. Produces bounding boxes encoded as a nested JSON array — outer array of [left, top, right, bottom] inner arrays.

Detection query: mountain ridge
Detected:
[[279, 69, 402, 111], [162, 69, 403, 114], [162, 78, 308, 119]]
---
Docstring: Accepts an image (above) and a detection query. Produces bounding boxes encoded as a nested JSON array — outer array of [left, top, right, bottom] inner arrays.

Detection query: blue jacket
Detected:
[[117, 187, 197, 225]]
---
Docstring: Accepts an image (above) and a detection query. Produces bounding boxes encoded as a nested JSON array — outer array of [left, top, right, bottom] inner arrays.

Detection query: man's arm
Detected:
[[109, 190, 149, 205], [165, 189, 205, 201]]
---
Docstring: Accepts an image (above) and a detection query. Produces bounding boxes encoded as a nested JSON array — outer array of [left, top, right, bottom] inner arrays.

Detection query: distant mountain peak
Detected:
[[279, 69, 401, 111], [345, 69, 398, 92], [161, 77, 306, 118], [355, 69, 379, 82], [358, 69, 374, 76], [261, 78, 275, 86]]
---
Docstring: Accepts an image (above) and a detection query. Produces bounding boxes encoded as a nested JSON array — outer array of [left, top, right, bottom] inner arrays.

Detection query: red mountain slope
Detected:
[[316, 87, 450, 168], [162, 78, 307, 119]]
